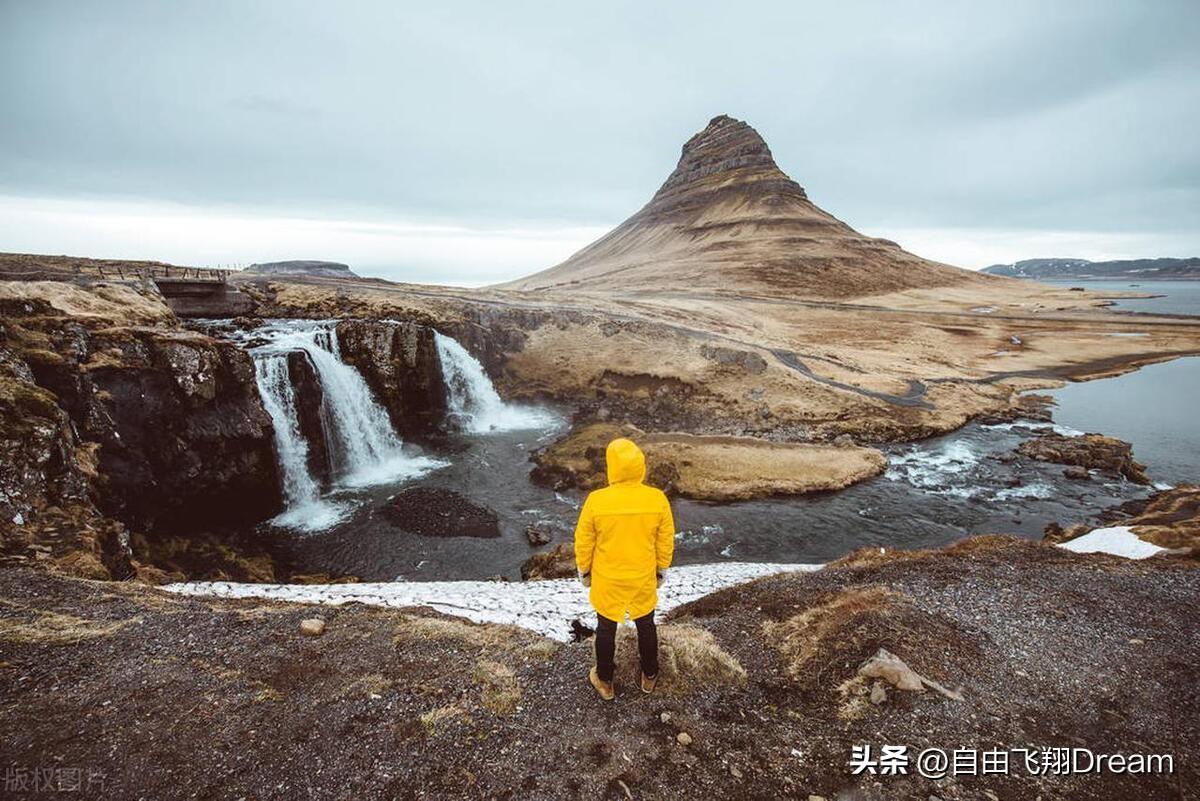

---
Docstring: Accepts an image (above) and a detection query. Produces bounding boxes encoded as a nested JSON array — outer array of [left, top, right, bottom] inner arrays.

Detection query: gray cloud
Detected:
[[1, 0, 1198, 264]]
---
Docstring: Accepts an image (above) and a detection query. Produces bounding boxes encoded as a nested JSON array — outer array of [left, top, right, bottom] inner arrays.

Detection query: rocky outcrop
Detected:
[[335, 320, 448, 439], [383, 487, 499, 538], [0, 296, 281, 535], [532, 423, 887, 501], [520, 542, 576, 580], [0, 343, 90, 527], [1017, 432, 1150, 484], [1048, 485, 1200, 552], [286, 350, 332, 488], [63, 329, 281, 531], [245, 260, 359, 279]]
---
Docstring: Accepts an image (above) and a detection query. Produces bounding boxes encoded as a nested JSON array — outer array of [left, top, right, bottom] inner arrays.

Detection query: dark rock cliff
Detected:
[[1, 298, 282, 535], [287, 349, 332, 489], [335, 320, 448, 440]]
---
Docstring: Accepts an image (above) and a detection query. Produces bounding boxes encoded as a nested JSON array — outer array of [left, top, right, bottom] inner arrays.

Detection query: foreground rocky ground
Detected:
[[2, 537, 1195, 800]]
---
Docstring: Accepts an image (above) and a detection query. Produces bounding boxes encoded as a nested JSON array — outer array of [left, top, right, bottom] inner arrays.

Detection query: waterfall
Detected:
[[434, 332, 557, 433], [250, 321, 442, 530], [253, 353, 346, 531]]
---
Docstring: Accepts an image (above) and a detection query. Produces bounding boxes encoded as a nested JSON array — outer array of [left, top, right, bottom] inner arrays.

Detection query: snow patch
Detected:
[[1059, 526, 1166, 560], [163, 562, 818, 641]]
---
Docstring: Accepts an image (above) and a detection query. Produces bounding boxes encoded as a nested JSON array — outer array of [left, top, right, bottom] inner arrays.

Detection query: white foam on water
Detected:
[[991, 482, 1055, 501], [885, 439, 984, 497]]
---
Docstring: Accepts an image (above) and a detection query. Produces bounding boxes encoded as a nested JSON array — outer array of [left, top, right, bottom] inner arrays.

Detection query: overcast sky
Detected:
[[2, 1, 1197, 284]]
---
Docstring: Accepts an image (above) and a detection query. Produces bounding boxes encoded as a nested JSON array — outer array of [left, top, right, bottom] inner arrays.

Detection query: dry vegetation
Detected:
[[534, 422, 886, 500], [761, 585, 901, 679], [614, 623, 746, 694]]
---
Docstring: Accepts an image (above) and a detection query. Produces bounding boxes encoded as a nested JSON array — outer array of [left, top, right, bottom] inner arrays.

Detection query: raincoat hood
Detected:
[[605, 438, 646, 485]]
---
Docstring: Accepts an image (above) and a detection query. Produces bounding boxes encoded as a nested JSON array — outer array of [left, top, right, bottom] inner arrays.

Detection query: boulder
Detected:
[[521, 543, 576, 580], [525, 524, 552, 546], [383, 487, 499, 538], [335, 320, 448, 439], [858, 648, 964, 701], [1017, 432, 1150, 484], [699, 344, 767, 374]]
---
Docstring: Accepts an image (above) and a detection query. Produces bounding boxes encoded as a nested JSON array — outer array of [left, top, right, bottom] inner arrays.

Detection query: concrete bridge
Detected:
[[78, 263, 252, 317]]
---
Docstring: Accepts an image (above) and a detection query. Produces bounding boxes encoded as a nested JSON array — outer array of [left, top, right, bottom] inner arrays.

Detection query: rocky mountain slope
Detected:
[[500, 115, 997, 299], [983, 257, 1200, 280]]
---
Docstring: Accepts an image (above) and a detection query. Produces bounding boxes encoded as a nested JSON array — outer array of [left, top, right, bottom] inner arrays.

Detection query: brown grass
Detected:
[[395, 613, 536, 652], [536, 423, 886, 501], [761, 586, 900, 679], [0, 603, 130, 645], [420, 704, 466, 735], [615, 623, 746, 694], [335, 673, 394, 700], [472, 659, 521, 715]]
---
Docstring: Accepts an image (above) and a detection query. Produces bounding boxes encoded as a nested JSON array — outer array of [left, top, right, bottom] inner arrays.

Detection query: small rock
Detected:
[[808, 795, 827, 801], [832, 434, 855, 448], [870, 681, 887, 705], [729, 765, 743, 778], [1063, 465, 1090, 480], [525, 525, 552, 546], [299, 618, 326, 636], [660, 711, 672, 724], [676, 732, 692, 746]]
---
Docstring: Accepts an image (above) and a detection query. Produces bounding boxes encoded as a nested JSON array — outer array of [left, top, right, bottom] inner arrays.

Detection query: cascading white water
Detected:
[[250, 321, 443, 530], [434, 332, 557, 433], [288, 332, 414, 487], [253, 352, 347, 531]]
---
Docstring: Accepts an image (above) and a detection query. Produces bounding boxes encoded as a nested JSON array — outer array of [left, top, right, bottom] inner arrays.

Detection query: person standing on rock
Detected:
[[574, 437, 674, 700]]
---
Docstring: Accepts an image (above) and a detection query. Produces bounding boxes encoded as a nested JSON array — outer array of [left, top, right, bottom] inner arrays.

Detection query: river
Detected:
[[201, 313, 1196, 582]]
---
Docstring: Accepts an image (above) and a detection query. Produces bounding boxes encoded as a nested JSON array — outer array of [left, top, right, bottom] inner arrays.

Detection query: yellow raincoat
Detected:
[[574, 438, 675, 621]]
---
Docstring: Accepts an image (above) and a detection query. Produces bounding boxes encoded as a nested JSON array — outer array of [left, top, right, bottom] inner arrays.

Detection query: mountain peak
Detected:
[[654, 115, 803, 203], [500, 115, 979, 298]]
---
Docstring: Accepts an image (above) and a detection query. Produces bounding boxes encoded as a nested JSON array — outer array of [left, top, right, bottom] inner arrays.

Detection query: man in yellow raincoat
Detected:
[[574, 437, 674, 700]]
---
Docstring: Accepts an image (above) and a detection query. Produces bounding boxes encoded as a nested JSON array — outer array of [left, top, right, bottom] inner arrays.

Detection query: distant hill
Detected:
[[982, 257, 1200, 280], [498, 115, 994, 299], [245, 260, 359, 279]]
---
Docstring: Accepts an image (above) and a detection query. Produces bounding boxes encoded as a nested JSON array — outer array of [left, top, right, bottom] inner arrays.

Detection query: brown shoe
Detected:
[[640, 672, 657, 694], [589, 666, 615, 701]]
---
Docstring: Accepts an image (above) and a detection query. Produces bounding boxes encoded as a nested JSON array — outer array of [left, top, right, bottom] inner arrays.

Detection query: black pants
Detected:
[[595, 611, 657, 683]]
